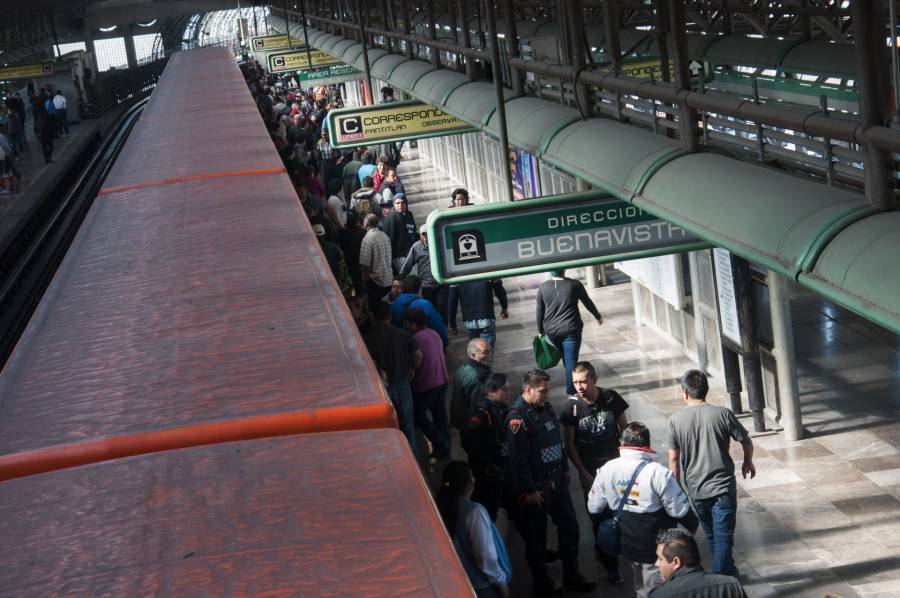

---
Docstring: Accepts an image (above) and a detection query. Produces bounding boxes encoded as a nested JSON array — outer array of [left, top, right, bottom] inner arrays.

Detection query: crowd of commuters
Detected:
[[0, 87, 70, 192], [240, 57, 753, 597]]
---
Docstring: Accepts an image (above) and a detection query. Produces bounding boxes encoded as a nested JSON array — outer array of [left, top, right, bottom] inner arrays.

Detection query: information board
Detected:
[[267, 49, 341, 73], [327, 100, 477, 148], [427, 191, 708, 284], [712, 247, 744, 350], [0, 62, 55, 81], [249, 34, 300, 52]]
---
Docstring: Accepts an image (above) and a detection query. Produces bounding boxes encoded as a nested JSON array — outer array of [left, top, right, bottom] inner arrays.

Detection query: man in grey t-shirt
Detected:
[[666, 370, 756, 577]]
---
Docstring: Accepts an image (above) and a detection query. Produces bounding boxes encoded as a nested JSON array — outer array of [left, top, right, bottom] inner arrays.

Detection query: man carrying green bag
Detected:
[[533, 335, 561, 370]]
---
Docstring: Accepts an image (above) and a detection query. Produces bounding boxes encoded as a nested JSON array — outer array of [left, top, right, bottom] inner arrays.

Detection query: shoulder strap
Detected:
[[614, 460, 649, 520]]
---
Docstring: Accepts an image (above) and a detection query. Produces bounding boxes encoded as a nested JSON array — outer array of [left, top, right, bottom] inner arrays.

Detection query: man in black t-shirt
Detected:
[[560, 360, 629, 585]]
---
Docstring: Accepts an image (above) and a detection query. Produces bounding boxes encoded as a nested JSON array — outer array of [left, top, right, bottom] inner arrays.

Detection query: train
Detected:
[[0, 46, 473, 597]]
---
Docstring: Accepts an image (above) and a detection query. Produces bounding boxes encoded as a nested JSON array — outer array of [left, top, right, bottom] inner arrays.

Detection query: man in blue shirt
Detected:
[[391, 275, 448, 347]]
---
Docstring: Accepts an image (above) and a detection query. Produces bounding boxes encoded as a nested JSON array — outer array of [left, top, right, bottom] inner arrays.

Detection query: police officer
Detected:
[[461, 372, 513, 521], [506, 369, 596, 596]]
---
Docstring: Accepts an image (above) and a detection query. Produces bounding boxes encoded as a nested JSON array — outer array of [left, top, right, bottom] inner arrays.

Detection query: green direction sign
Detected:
[[427, 191, 709, 284], [327, 100, 477, 148], [298, 63, 362, 85]]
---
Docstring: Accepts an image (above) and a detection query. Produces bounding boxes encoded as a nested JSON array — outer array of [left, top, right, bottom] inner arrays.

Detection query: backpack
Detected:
[[353, 192, 376, 225]]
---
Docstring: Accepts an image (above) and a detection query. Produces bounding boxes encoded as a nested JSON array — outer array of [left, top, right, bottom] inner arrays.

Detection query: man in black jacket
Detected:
[[650, 530, 747, 598], [448, 279, 508, 350]]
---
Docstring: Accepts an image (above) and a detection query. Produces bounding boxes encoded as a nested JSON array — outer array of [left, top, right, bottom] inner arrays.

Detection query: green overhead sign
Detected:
[[427, 191, 709, 284], [297, 63, 362, 85]]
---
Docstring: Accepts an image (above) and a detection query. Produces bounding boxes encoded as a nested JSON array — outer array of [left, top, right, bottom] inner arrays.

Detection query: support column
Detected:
[[355, 0, 374, 105], [503, 0, 523, 95], [483, 0, 514, 201], [667, 0, 698, 152], [426, 0, 441, 67], [734, 256, 766, 433], [125, 28, 138, 68], [852, 0, 895, 210], [569, 0, 593, 118], [768, 270, 803, 440], [400, 0, 415, 59], [458, 0, 477, 80]]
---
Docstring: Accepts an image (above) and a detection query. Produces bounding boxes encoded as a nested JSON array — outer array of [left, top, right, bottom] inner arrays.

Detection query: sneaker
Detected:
[[607, 570, 624, 585]]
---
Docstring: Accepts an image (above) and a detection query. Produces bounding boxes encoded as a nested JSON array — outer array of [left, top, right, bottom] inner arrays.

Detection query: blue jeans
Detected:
[[467, 320, 496, 350], [412, 383, 450, 455], [388, 381, 418, 458], [692, 491, 738, 575], [546, 330, 582, 396]]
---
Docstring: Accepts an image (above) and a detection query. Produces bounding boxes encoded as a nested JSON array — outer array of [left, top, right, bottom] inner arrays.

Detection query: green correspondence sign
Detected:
[[427, 191, 709, 284]]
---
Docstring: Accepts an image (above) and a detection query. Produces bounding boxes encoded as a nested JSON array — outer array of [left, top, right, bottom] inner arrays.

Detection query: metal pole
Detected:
[[601, 0, 619, 118], [282, 0, 293, 49], [570, 0, 593, 117], [400, 0, 415, 59], [721, 346, 744, 414], [734, 256, 766, 433], [253, 3, 259, 36], [426, 0, 441, 67], [767, 270, 803, 441], [299, 0, 313, 66], [654, 0, 670, 83], [504, 0, 523, 96], [458, 0, 476, 80], [355, 0, 374, 105], [668, 0, 698, 152], [889, 0, 900, 123], [264, 4, 269, 34], [484, 0, 514, 201], [852, 0, 895, 210]]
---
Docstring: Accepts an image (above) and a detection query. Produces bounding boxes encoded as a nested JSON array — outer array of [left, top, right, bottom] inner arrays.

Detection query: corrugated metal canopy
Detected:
[[314, 34, 344, 54], [370, 53, 408, 80], [329, 39, 358, 61], [443, 81, 512, 125], [411, 69, 469, 106], [389, 60, 437, 93], [800, 212, 900, 334], [483, 97, 580, 155], [542, 118, 683, 198], [635, 153, 872, 278], [781, 40, 856, 79], [336, 42, 364, 65], [354, 47, 388, 72]]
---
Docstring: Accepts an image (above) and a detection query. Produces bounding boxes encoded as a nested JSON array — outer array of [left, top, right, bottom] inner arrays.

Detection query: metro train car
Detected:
[[0, 46, 474, 596]]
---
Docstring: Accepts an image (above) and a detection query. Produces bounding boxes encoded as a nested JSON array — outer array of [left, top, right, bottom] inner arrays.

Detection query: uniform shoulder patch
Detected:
[[508, 418, 524, 434]]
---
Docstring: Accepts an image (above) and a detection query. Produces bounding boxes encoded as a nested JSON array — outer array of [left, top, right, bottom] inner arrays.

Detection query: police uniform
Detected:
[[461, 397, 512, 521], [506, 396, 594, 594]]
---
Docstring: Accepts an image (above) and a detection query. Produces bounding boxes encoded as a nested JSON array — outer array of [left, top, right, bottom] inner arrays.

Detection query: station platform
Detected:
[[399, 149, 900, 598], [0, 119, 88, 251]]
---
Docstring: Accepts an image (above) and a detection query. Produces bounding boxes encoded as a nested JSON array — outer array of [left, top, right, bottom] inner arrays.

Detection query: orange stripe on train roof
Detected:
[[0, 403, 397, 483], [97, 166, 287, 196]]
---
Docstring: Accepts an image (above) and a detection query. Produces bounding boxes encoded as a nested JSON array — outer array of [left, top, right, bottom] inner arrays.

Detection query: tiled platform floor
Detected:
[[399, 148, 900, 597]]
